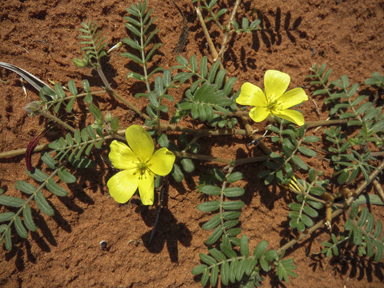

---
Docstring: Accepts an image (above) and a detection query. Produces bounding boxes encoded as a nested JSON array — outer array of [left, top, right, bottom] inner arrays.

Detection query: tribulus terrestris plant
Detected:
[[1, 0, 383, 287]]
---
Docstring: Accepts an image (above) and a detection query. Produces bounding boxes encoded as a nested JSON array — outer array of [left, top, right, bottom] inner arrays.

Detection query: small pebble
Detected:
[[99, 240, 107, 249]]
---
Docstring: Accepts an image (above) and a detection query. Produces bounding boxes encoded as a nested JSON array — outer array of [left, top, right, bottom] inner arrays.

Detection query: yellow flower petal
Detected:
[[138, 170, 155, 205], [147, 147, 175, 176], [273, 109, 305, 126], [278, 88, 308, 110], [109, 140, 140, 170], [125, 125, 154, 163], [107, 169, 139, 203], [264, 70, 290, 102], [249, 106, 270, 122], [236, 82, 267, 107]]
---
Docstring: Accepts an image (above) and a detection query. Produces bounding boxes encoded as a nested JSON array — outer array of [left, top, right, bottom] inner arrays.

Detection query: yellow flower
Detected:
[[107, 125, 175, 205], [236, 70, 308, 126]]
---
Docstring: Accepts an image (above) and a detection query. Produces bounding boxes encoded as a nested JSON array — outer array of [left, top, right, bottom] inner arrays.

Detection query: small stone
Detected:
[[99, 240, 107, 249]]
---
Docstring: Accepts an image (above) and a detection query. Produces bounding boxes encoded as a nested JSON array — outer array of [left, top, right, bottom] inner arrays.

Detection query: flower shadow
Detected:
[[137, 196, 192, 262]]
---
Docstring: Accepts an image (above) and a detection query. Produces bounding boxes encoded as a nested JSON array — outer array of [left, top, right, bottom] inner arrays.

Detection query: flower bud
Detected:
[[105, 111, 113, 123]]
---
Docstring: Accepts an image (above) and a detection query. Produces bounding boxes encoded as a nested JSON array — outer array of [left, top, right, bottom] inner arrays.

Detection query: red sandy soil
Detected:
[[0, 0, 384, 287]]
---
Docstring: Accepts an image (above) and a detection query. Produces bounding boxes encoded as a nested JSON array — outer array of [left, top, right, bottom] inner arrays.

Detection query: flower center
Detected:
[[134, 162, 149, 180]]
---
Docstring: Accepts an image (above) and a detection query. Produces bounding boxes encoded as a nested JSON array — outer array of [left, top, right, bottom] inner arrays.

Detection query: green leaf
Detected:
[[197, 200, 220, 212], [210, 264, 219, 287], [357, 207, 369, 227], [201, 269, 209, 286], [4, 227, 12, 251], [292, 155, 308, 170], [0, 196, 26, 208], [176, 55, 188, 66], [221, 260, 229, 285], [222, 211, 241, 220], [352, 226, 362, 245], [301, 214, 314, 227], [229, 259, 237, 283], [190, 54, 198, 72], [180, 158, 194, 173], [374, 220, 382, 239], [0, 212, 15, 222], [14, 216, 28, 238], [240, 234, 249, 257], [226, 172, 243, 183], [206, 225, 224, 245], [41, 152, 58, 169], [236, 258, 247, 281], [221, 243, 237, 259], [122, 52, 143, 64], [223, 187, 244, 197], [202, 214, 221, 230], [264, 249, 279, 261], [200, 56, 208, 78], [191, 265, 207, 275], [35, 191, 54, 216], [26, 168, 48, 182], [253, 240, 268, 259], [15, 181, 36, 195], [46, 179, 69, 197], [58, 167, 77, 183], [171, 163, 184, 182], [209, 247, 227, 262], [199, 253, 217, 265], [303, 205, 318, 217], [200, 185, 221, 196], [222, 201, 245, 210], [298, 146, 317, 157], [23, 204, 37, 232]]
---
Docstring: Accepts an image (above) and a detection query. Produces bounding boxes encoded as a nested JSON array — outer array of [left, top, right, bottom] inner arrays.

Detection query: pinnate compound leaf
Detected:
[[0, 196, 25, 208], [35, 191, 54, 216]]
